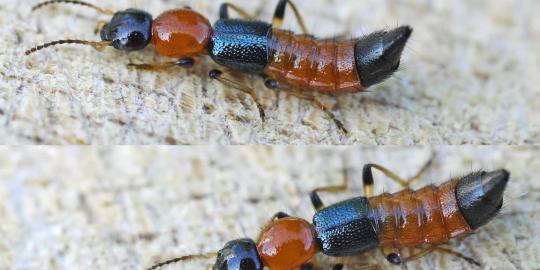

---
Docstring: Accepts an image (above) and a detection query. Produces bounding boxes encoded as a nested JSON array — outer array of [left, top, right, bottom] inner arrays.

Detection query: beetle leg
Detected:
[[290, 91, 348, 134], [436, 247, 481, 266], [271, 211, 290, 220], [345, 264, 382, 270], [384, 246, 480, 266], [219, 3, 256, 19], [259, 212, 290, 233], [209, 69, 266, 121], [389, 247, 436, 265], [272, 0, 309, 34], [128, 57, 195, 70], [309, 164, 351, 211], [362, 153, 435, 197], [264, 79, 348, 134]]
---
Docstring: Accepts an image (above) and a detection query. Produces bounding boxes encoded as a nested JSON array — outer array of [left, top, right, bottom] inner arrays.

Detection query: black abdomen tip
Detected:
[[456, 170, 510, 229], [354, 26, 412, 88]]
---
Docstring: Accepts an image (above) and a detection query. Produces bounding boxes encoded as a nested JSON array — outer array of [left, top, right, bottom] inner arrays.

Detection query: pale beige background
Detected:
[[0, 147, 538, 269], [1, 0, 539, 144]]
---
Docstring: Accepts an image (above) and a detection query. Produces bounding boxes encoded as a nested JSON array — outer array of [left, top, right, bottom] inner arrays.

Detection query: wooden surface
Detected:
[[1, 147, 538, 269], [1, 0, 539, 144]]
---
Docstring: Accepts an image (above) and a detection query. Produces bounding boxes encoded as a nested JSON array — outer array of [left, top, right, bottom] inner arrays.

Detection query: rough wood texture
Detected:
[[1, 0, 539, 144], [0, 147, 538, 269]]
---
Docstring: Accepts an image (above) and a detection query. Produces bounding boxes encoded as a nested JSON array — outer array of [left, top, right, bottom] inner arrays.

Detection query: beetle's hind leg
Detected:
[[272, 0, 309, 34], [209, 69, 266, 122], [383, 246, 480, 267], [362, 153, 435, 197], [383, 246, 438, 266], [290, 91, 348, 134], [436, 247, 481, 266], [264, 79, 348, 134], [219, 3, 256, 19], [220, 0, 309, 34]]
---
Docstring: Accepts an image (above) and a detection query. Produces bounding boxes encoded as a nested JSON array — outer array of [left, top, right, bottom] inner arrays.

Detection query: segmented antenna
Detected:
[[146, 253, 218, 270], [32, 0, 114, 15], [25, 40, 110, 55]]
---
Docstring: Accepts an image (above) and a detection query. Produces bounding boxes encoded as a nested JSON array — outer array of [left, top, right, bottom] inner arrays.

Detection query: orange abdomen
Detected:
[[368, 180, 473, 248], [265, 29, 364, 94]]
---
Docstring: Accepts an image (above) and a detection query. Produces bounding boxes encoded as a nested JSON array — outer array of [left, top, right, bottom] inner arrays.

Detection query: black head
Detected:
[[354, 26, 412, 88], [213, 238, 263, 270], [100, 9, 153, 51], [456, 170, 510, 229]]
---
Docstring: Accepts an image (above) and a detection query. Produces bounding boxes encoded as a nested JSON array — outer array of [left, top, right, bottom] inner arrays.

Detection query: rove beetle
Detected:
[[146, 159, 510, 270], [26, 0, 413, 133]]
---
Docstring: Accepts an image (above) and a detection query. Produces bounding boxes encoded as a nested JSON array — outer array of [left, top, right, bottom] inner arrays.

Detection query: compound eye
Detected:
[[101, 9, 152, 51], [123, 31, 147, 49], [239, 258, 257, 270], [213, 239, 262, 270]]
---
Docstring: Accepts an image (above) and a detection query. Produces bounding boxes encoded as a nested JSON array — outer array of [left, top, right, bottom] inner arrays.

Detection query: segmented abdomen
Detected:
[[368, 180, 473, 247], [265, 29, 364, 94]]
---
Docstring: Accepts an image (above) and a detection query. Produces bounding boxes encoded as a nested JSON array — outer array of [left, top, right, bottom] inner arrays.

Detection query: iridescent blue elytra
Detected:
[[312, 196, 379, 256], [208, 19, 272, 74]]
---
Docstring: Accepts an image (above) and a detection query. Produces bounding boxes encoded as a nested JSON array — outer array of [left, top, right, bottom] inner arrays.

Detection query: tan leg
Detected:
[[286, 90, 348, 134], [407, 153, 435, 186], [264, 78, 347, 133], [128, 62, 177, 71], [209, 69, 266, 121], [403, 246, 438, 263], [383, 246, 437, 265], [219, 2, 256, 19], [347, 264, 382, 270], [362, 153, 435, 197], [384, 246, 480, 266], [272, 0, 309, 34], [436, 247, 481, 266], [310, 166, 350, 210], [128, 57, 195, 71]]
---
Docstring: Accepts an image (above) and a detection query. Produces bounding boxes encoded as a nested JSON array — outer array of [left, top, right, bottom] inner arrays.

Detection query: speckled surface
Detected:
[[0, 147, 538, 269], [0, 0, 539, 144]]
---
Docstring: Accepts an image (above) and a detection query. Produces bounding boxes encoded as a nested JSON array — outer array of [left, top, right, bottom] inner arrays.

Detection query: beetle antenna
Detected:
[[25, 39, 110, 55], [32, 0, 115, 15], [146, 252, 218, 270]]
